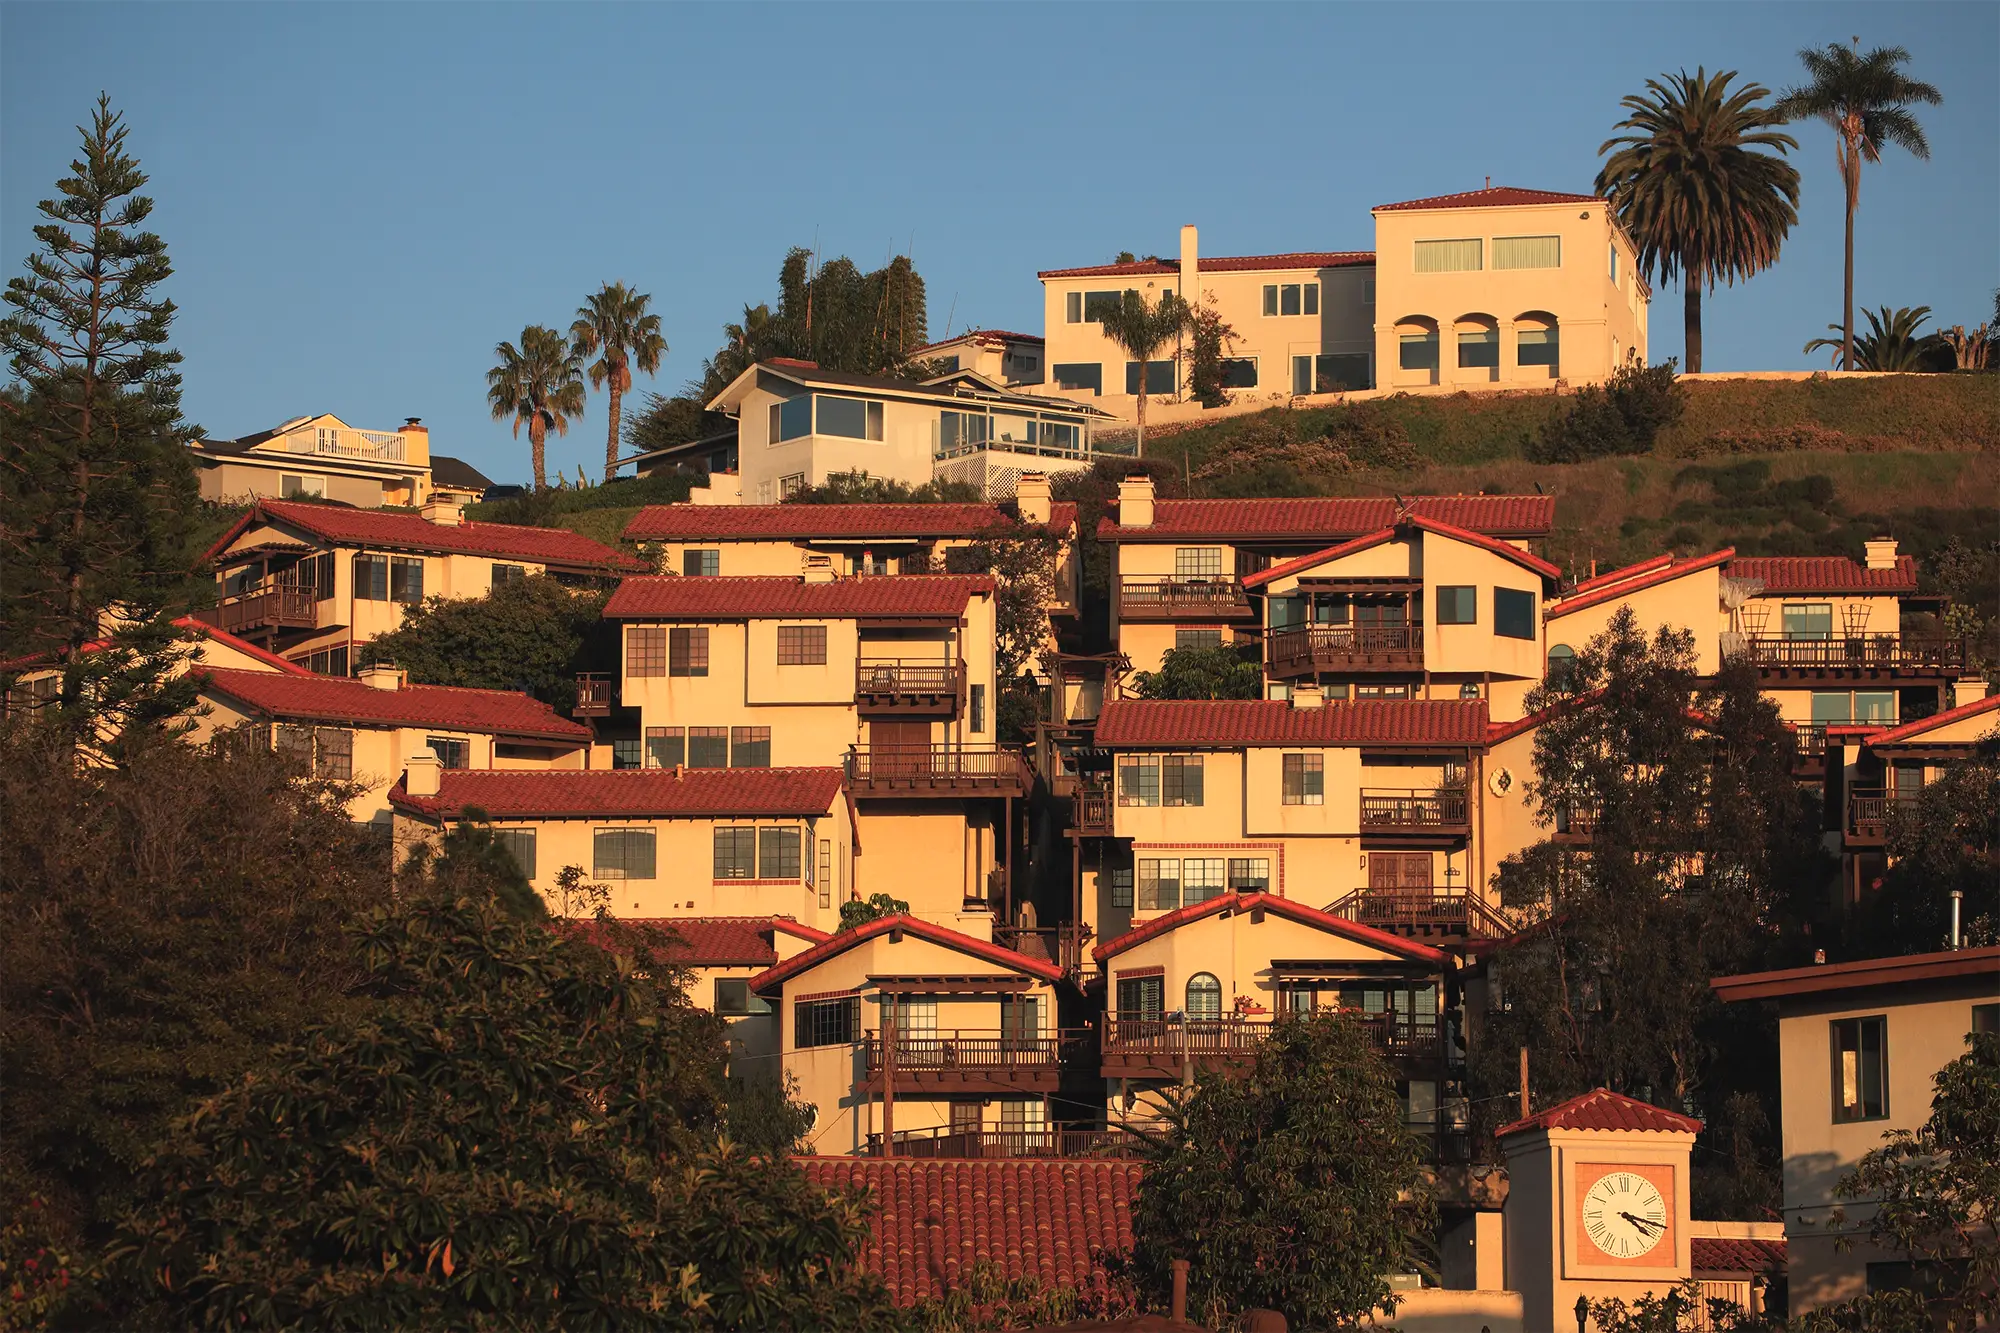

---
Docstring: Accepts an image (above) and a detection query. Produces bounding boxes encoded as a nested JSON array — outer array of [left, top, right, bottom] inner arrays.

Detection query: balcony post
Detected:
[[881, 1002, 896, 1158]]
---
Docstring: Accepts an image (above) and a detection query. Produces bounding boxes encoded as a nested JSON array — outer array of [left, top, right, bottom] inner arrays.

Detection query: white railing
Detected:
[[282, 429, 407, 462]]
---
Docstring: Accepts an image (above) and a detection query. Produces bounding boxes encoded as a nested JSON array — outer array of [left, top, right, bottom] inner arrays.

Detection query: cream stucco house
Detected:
[[909, 330, 1046, 386], [189, 413, 491, 509]]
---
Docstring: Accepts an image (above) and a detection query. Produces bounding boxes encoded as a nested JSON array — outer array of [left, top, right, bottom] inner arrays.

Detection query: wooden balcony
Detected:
[[1845, 788, 1916, 846], [1552, 803, 1600, 844], [1741, 634, 1972, 680], [863, 1029, 1078, 1094], [1118, 577, 1255, 622], [197, 585, 320, 639], [1791, 723, 1829, 778], [1072, 786, 1114, 836], [1326, 887, 1515, 940], [573, 672, 615, 717], [1360, 788, 1469, 834], [1101, 1011, 1443, 1079], [1265, 624, 1422, 677], [845, 745, 1032, 798], [863, 1125, 1141, 1160], [855, 659, 965, 716]]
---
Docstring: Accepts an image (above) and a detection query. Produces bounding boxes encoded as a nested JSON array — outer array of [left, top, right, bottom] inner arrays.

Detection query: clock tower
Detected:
[[1498, 1088, 1700, 1331]]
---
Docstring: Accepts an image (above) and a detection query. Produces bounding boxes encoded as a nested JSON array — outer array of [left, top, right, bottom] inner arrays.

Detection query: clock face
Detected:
[[1580, 1170, 1668, 1260]]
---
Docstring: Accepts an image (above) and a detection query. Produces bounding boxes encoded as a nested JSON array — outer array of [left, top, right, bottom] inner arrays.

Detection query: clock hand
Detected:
[[1620, 1211, 1665, 1234]]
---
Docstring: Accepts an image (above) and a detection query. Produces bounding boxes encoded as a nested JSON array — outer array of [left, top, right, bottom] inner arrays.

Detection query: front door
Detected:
[[868, 720, 930, 778], [1369, 853, 1432, 892]]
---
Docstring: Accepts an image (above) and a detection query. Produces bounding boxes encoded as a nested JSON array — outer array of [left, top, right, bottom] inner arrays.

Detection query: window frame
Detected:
[[1413, 238, 1483, 273], [644, 725, 684, 768], [776, 624, 828, 666], [795, 995, 859, 1048], [594, 828, 658, 881], [715, 978, 772, 1016], [668, 626, 709, 677], [1494, 587, 1538, 641], [1282, 752, 1324, 805], [279, 472, 325, 499], [1173, 546, 1225, 579], [1492, 235, 1562, 270], [627, 626, 667, 678], [1436, 585, 1477, 625], [493, 828, 537, 882], [426, 735, 470, 770], [713, 827, 758, 880], [730, 726, 772, 768], [687, 726, 729, 768], [1830, 1015, 1890, 1123], [352, 553, 389, 602], [388, 556, 425, 605], [683, 549, 720, 577], [758, 826, 802, 880]]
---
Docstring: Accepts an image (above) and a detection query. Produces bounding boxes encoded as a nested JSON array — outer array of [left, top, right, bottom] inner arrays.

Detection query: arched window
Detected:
[[1455, 314, 1500, 372], [1460, 682, 1482, 700], [1517, 311, 1560, 377], [1547, 643, 1576, 686], [1186, 973, 1223, 1021], [1395, 317, 1439, 374]]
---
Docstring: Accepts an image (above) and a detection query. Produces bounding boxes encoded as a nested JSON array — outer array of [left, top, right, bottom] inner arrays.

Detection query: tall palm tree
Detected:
[[1776, 43, 1942, 371], [571, 282, 667, 482], [1804, 305, 1941, 371], [486, 325, 585, 491], [1595, 69, 1800, 373], [1097, 291, 1188, 457]]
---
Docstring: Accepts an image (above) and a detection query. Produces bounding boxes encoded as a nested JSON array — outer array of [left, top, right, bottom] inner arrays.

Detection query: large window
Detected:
[[1082, 290, 1128, 322], [1316, 353, 1370, 392], [715, 978, 772, 1016], [1186, 973, 1223, 1019], [353, 553, 389, 601], [731, 726, 771, 768], [1182, 858, 1226, 905], [1116, 974, 1164, 1018], [1174, 546, 1224, 579], [280, 473, 325, 498], [1414, 238, 1482, 272], [1125, 361, 1177, 395], [1220, 358, 1259, 389], [1053, 363, 1102, 394], [713, 827, 757, 879], [275, 724, 353, 781], [683, 549, 720, 577], [1228, 858, 1270, 892], [969, 683, 987, 734], [645, 726, 684, 768], [1399, 331, 1440, 371], [1831, 1016, 1889, 1122], [491, 563, 527, 587], [389, 557, 425, 604], [594, 829, 657, 880], [1261, 282, 1319, 316], [769, 394, 813, 443], [777, 625, 827, 665], [627, 627, 666, 677], [1437, 586, 1477, 625], [688, 726, 729, 768], [1282, 753, 1324, 805], [1108, 865, 1134, 909], [426, 736, 470, 769], [1176, 629, 1224, 651], [493, 828, 536, 881], [816, 395, 885, 441], [1136, 859, 1181, 911], [1494, 587, 1537, 640], [1458, 327, 1499, 369], [1493, 235, 1561, 269], [796, 995, 858, 1048], [669, 627, 709, 677], [938, 411, 990, 451], [1783, 604, 1833, 640], [1518, 325, 1559, 367], [759, 826, 802, 879], [1117, 755, 1204, 807]]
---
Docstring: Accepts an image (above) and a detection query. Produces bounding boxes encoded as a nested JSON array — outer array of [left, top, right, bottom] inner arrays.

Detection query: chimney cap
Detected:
[[403, 416, 424, 428]]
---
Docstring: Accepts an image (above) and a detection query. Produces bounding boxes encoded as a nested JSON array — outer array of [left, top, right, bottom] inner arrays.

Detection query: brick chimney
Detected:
[[1291, 681, 1324, 710], [405, 749, 442, 797], [1016, 472, 1052, 525], [1863, 535, 1898, 571], [1117, 474, 1156, 528], [360, 663, 406, 691], [421, 498, 463, 527]]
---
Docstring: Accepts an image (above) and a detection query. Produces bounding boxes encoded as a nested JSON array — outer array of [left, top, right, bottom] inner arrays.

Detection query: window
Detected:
[[426, 736, 470, 770], [970, 683, 987, 734], [1811, 691, 1854, 725], [1124, 361, 1177, 395], [1494, 587, 1537, 640], [1973, 1004, 1999, 1035], [731, 726, 771, 768], [1460, 682, 1482, 699], [280, 473, 324, 498], [1292, 356, 1314, 395], [1228, 858, 1270, 892], [1065, 292, 1082, 324], [611, 737, 643, 769], [1220, 358, 1258, 388], [1355, 683, 1412, 699], [1493, 235, 1561, 269], [1174, 546, 1224, 579], [1261, 283, 1319, 316], [1399, 331, 1440, 371], [1053, 363, 1102, 394], [1783, 603, 1833, 641], [314, 426, 341, 452], [938, 410, 990, 451], [796, 995, 858, 1048], [817, 395, 885, 441], [1855, 692, 1895, 724], [1414, 238, 1482, 272], [1082, 290, 1128, 322], [1109, 865, 1134, 908], [353, 553, 389, 601], [1182, 858, 1226, 905], [688, 726, 729, 768], [493, 828, 536, 881], [1518, 325, 1559, 367], [683, 549, 720, 577], [275, 724, 353, 781], [594, 829, 657, 880], [779, 472, 807, 499], [1137, 859, 1181, 911], [1283, 752, 1324, 805], [818, 838, 833, 909], [715, 978, 772, 1016], [713, 828, 757, 879], [389, 557, 424, 604], [1164, 755, 1204, 806], [1609, 244, 1620, 285], [1118, 754, 1204, 806], [1176, 629, 1224, 651], [1186, 973, 1223, 1019], [759, 826, 802, 879], [300, 646, 349, 677], [669, 627, 709, 677], [627, 626, 666, 677], [645, 726, 684, 768], [1437, 586, 1477, 625], [1116, 974, 1164, 1018], [1547, 643, 1576, 685], [769, 394, 813, 442], [492, 563, 527, 586], [1831, 1016, 1889, 1122], [1458, 327, 1499, 368], [777, 625, 827, 665], [1118, 755, 1160, 806]]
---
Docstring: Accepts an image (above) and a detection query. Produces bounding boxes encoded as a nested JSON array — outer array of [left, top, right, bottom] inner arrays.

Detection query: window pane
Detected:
[[731, 726, 771, 768], [1303, 283, 1319, 315], [969, 683, 987, 734], [713, 828, 757, 879], [1294, 355, 1313, 395], [1163, 755, 1204, 806], [1283, 753, 1323, 805], [1220, 358, 1258, 388], [390, 557, 424, 604], [1116, 976, 1164, 1017], [1124, 361, 1176, 395], [1182, 858, 1225, 904], [494, 829, 536, 882], [1854, 693, 1896, 724], [1399, 334, 1439, 371], [1517, 327, 1560, 366], [1811, 692, 1853, 724], [1493, 235, 1561, 269], [1053, 363, 1102, 394], [669, 627, 709, 677], [1262, 285, 1278, 316], [1494, 588, 1536, 640], [627, 627, 666, 677], [688, 727, 729, 768], [1109, 866, 1134, 908], [1137, 859, 1180, 911], [1437, 586, 1477, 625], [1228, 858, 1270, 892], [1175, 629, 1223, 651], [759, 827, 801, 879], [1783, 604, 1833, 640], [777, 395, 812, 441], [353, 554, 388, 601], [816, 395, 869, 439], [1281, 284, 1301, 316], [1414, 238, 1482, 272], [1458, 329, 1500, 368], [683, 549, 720, 577], [645, 727, 684, 768], [1174, 547, 1224, 578], [1082, 291, 1123, 322], [777, 625, 827, 665], [1117, 756, 1160, 806], [1186, 973, 1222, 1019], [1066, 291, 1082, 324]]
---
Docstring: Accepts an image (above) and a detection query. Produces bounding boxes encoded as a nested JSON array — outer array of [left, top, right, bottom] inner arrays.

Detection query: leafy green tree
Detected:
[[487, 324, 587, 491], [1182, 296, 1241, 409], [1095, 291, 1187, 456], [945, 520, 1065, 741], [1130, 643, 1264, 700], [572, 282, 668, 483], [1805, 305, 1945, 371], [840, 893, 911, 930], [724, 1071, 818, 1156], [1854, 729, 2000, 956], [1777, 43, 1943, 371], [625, 389, 725, 458], [1131, 1008, 1434, 1329], [1528, 361, 1686, 462], [0, 96, 202, 754], [361, 574, 611, 712], [1596, 68, 1800, 373]]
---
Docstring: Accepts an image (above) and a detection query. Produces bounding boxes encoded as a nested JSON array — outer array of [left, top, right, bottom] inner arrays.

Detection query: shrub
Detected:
[[1527, 363, 1686, 463]]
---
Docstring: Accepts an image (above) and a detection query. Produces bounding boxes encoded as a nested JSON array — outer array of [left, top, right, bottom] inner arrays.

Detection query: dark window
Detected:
[[427, 736, 470, 769], [1053, 363, 1102, 394], [1518, 327, 1559, 367], [1109, 865, 1134, 908], [1458, 329, 1500, 368], [731, 726, 771, 768], [1228, 858, 1270, 892], [494, 828, 537, 881], [759, 827, 802, 879], [1315, 353, 1370, 392], [389, 557, 424, 604], [1220, 358, 1258, 388], [353, 553, 389, 601], [777, 625, 827, 665], [1116, 975, 1164, 1018], [1972, 1003, 1998, 1036], [1137, 859, 1180, 911], [1437, 586, 1477, 625], [610, 738, 643, 769], [1832, 1016, 1889, 1122], [277, 724, 352, 781], [683, 549, 720, 577], [669, 627, 709, 677], [594, 829, 656, 880], [715, 978, 771, 1016], [713, 828, 757, 879], [796, 995, 859, 1048], [1547, 643, 1577, 685], [969, 683, 986, 734], [769, 394, 813, 442], [301, 646, 349, 677], [1399, 332, 1439, 371], [492, 563, 527, 586], [627, 627, 666, 677], [1283, 753, 1324, 805], [289, 552, 335, 599], [1163, 755, 1204, 806], [1082, 290, 1126, 322], [687, 727, 729, 768], [645, 726, 684, 768], [1124, 361, 1177, 395], [1065, 292, 1082, 324], [1176, 629, 1224, 651], [1494, 588, 1537, 640]]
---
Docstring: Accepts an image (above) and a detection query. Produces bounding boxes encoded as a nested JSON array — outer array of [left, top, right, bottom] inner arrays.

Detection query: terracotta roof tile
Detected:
[[1725, 555, 1919, 595], [1038, 251, 1375, 279], [1375, 186, 1602, 212], [1495, 1088, 1702, 1137], [602, 574, 993, 620], [624, 502, 1075, 541], [206, 499, 646, 570], [388, 767, 845, 820], [749, 914, 1064, 995], [801, 1158, 1142, 1306], [570, 917, 782, 967], [1569, 553, 1674, 595], [1097, 495, 1554, 541], [1548, 549, 1734, 620], [1094, 892, 1447, 966], [1866, 691, 2000, 745], [197, 667, 591, 740], [1094, 698, 1489, 749], [1690, 1237, 1787, 1273]]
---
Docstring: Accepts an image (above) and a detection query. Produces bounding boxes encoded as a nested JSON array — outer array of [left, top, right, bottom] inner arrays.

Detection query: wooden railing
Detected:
[[1074, 788, 1114, 834], [573, 672, 615, 716], [845, 745, 1031, 793], [200, 585, 320, 636], [855, 659, 965, 698], [1360, 788, 1469, 830], [1742, 634, 1972, 674], [1265, 624, 1423, 675], [1118, 578, 1253, 620], [1326, 887, 1516, 940], [863, 1029, 1075, 1075], [1792, 723, 1828, 756], [1103, 1011, 1445, 1061], [1846, 788, 1917, 841], [863, 1126, 1141, 1159]]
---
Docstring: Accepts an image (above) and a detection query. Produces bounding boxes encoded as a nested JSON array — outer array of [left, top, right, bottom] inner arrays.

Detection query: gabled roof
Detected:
[[1375, 186, 1601, 212], [1712, 945, 2000, 1002], [602, 574, 993, 621], [1096, 495, 1555, 542], [1725, 554, 1919, 595], [1094, 698, 1490, 749], [907, 329, 1045, 356], [1570, 553, 1674, 595], [1038, 251, 1375, 279], [1094, 891, 1447, 966], [800, 1158, 1141, 1306], [3, 615, 314, 677], [1691, 1236, 1787, 1274], [623, 502, 1076, 542], [1239, 513, 1561, 588], [197, 667, 592, 740], [1495, 1088, 1702, 1138], [1865, 692, 2000, 746], [388, 767, 845, 821], [1547, 549, 1734, 620], [428, 455, 495, 492], [1240, 527, 1396, 588], [749, 913, 1064, 995], [205, 499, 647, 571]]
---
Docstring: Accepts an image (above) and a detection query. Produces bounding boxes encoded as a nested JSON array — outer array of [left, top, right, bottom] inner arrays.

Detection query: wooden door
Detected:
[[868, 720, 930, 777], [1370, 854, 1432, 891]]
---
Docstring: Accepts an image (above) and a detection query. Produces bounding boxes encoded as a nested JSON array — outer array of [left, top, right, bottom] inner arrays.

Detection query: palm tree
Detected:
[[1097, 292, 1188, 456], [1803, 305, 1941, 371], [571, 282, 667, 482], [1595, 69, 1800, 373], [1777, 43, 1942, 371], [486, 325, 585, 491]]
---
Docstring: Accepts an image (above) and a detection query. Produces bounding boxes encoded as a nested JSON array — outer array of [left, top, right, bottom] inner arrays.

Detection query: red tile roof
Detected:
[[206, 499, 647, 571], [4, 616, 314, 676], [1547, 549, 1734, 620], [1093, 698, 1489, 749], [1240, 527, 1397, 588], [908, 329, 1045, 355], [1690, 1236, 1787, 1273], [1725, 554, 1919, 595], [1039, 251, 1375, 279], [1484, 689, 1607, 747], [1097, 495, 1555, 541], [802, 1158, 1141, 1306], [1570, 553, 1674, 595], [1375, 186, 1601, 212], [610, 917, 783, 966], [1095, 892, 1447, 966], [749, 913, 1064, 995], [602, 574, 993, 620], [1495, 1088, 1702, 1138], [624, 502, 1076, 542], [389, 766, 845, 821], [197, 667, 591, 740], [1865, 691, 2000, 745]]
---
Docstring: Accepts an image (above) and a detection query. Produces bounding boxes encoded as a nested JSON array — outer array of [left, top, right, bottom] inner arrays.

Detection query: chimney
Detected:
[[1016, 472, 1052, 525], [1863, 535, 1898, 571], [401, 416, 428, 435], [405, 749, 442, 798], [360, 663, 406, 691], [802, 553, 837, 584], [1179, 224, 1199, 308], [1291, 681, 1324, 710], [1116, 474, 1156, 528], [421, 497, 464, 527]]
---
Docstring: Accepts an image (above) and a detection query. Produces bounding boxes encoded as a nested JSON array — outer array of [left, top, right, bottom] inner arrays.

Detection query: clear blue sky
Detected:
[[5, 3, 1994, 487]]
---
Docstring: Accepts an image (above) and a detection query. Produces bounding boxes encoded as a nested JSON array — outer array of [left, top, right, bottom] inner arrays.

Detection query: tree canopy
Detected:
[[361, 574, 613, 712], [572, 281, 667, 483], [487, 325, 586, 492], [1129, 643, 1264, 700]]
